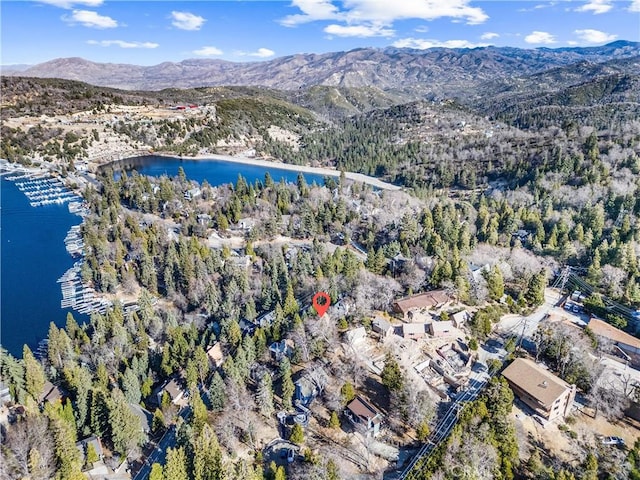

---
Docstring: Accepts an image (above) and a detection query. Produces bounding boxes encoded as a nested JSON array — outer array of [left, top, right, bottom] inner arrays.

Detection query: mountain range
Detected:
[[3, 41, 638, 101]]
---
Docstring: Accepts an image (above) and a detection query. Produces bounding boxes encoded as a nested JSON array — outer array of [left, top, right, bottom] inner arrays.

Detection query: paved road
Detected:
[[497, 288, 561, 339], [133, 407, 191, 480]]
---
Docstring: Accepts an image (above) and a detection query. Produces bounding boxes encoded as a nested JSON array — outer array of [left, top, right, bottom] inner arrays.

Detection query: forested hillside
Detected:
[[1, 43, 640, 479]]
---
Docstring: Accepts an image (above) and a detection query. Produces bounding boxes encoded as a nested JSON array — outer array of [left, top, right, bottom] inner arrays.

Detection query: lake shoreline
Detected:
[[102, 152, 402, 191]]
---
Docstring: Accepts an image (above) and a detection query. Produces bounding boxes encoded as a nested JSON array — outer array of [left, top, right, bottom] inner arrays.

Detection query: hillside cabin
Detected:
[[345, 396, 384, 437], [393, 290, 452, 322], [587, 318, 640, 367], [372, 316, 394, 338]]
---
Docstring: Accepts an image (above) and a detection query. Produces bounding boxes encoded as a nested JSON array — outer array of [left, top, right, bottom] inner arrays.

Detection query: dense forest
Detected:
[[1, 59, 640, 479]]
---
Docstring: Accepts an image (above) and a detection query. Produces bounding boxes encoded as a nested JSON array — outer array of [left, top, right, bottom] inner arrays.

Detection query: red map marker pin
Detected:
[[312, 292, 331, 317]]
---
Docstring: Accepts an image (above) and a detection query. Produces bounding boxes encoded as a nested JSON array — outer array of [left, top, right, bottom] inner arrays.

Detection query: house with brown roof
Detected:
[[393, 290, 452, 322], [154, 378, 184, 407], [345, 396, 384, 437], [502, 358, 576, 422], [587, 318, 640, 366], [39, 381, 65, 405]]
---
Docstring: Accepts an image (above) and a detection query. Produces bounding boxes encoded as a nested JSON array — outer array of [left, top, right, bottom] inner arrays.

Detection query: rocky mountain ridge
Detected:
[[4, 41, 638, 99]]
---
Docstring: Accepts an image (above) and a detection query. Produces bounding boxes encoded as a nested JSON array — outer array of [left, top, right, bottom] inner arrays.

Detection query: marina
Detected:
[[57, 261, 112, 316], [12, 175, 82, 207]]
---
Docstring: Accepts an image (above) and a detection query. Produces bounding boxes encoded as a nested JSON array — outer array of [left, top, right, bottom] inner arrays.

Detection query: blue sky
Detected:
[[1, 0, 638, 65]]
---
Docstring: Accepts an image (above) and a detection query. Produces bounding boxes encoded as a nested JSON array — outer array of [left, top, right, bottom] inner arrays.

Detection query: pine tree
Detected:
[[329, 411, 340, 429], [164, 447, 188, 480], [208, 372, 226, 412], [149, 463, 164, 480], [23, 345, 45, 402], [381, 353, 403, 392], [486, 265, 505, 301], [340, 382, 355, 404], [152, 408, 165, 434], [122, 367, 141, 405], [108, 389, 146, 455], [256, 373, 274, 417]]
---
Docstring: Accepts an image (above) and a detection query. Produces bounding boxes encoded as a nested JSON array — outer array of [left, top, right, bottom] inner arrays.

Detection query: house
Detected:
[[469, 263, 490, 284], [206, 343, 224, 369], [393, 290, 452, 321], [587, 318, 640, 367], [76, 435, 104, 464], [451, 310, 471, 329], [39, 381, 65, 404], [502, 358, 576, 422], [344, 327, 367, 346], [429, 321, 455, 338], [294, 368, 327, 407], [154, 378, 184, 406], [269, 339, 294, 361], [372, 316, 394, 338], [234, 218, 256, 232], [345, 396, 384, 437], [129, 403, 153, 434], [184, 187, 201, 200], [402, 323, 427, 340]]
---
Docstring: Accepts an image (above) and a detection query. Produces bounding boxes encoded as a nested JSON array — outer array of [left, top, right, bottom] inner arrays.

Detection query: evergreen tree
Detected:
[[208, 372, 226, 412], [122, 367, 141, 405], [149, 463, 164, 480], [164, 447, 188, 480], [256, 373, 275, 417], [23, 345, 45, 402], [329, 411, 340, 429], [290, 423, 304, 445], [381, 353, 403, 392], [485, 265, 505, 301]]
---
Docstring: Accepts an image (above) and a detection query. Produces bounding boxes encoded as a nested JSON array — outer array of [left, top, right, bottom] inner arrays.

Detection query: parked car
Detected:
[[601, 436, 625, 446]]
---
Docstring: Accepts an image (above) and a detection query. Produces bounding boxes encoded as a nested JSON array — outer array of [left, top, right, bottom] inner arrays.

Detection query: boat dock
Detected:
[[57, 261, 112, 315], [4, 169, 82, 207]]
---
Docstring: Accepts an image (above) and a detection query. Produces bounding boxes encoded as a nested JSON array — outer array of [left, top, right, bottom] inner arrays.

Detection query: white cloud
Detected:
[[414, 25, 429, 33], [629, 0, 640, 12], [193, 46, 224, 56], [171, 11, 206, 31], [524, 31, 556, 44], [518, 2, 557, 12], [87, 40, 158, 49], [567, 40, 579, 45], [63, 10, 118, 28], [38, 0, 103, 8], [280, 0, 488, 28], [324, 23, 394, 37], [574, 29, 617, 43], [480, 32, 499, 40], [392, 38, 487, 49], [575, 0, 613, 14], [236, 48, 275, 58]]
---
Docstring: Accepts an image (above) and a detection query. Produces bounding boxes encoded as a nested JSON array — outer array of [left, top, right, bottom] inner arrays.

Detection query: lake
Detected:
[[1, 178, 82, 357], [1, 156, 327, 357]]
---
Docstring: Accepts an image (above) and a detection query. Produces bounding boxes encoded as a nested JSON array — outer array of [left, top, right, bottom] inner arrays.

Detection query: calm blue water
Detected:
[[1, 157, 327, 357], [116, 156, 329, 186], [1, 179, 82, 357]]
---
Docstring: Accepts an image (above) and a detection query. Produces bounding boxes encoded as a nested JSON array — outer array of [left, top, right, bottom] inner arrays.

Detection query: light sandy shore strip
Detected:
[[154, 152, 402, 191]]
